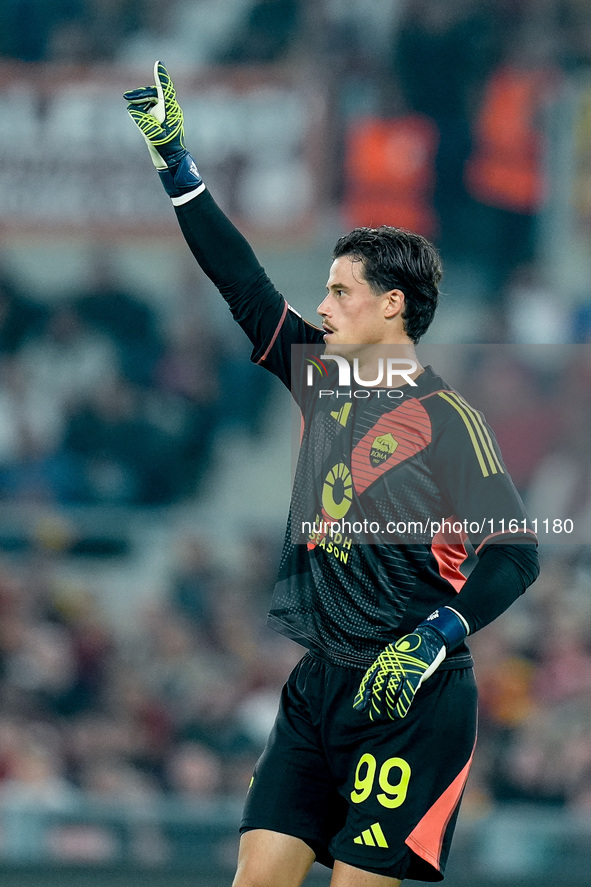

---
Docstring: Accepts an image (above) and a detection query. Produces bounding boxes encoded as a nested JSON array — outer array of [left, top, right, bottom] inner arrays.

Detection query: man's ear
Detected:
[[384, 288, 405, 318]]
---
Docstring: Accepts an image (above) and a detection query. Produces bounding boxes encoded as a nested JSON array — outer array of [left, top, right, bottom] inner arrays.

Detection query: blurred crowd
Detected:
[[0, 263, 272, 507], [3, 0, 591, 326], [0, 528, 295, 810], [0, 292, 587, 822], [468, 547, 591, 814], [0, 525, 589, 818], [0, 0, 588, 845]]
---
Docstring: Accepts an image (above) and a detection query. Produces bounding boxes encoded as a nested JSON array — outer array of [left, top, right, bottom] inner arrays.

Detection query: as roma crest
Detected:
[[369, 432, 398, 467]]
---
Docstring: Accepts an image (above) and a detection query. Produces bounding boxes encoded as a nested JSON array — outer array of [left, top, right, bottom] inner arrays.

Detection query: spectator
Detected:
[[389, 0, 498, 259], [164, 741, 223, 798], [61, 379, 181, 505], [220, 0, 301, 64], [75, 260, 163, 389], [0, 276, 46, 356]]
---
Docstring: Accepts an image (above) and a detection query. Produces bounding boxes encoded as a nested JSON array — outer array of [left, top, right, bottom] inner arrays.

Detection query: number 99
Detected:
[[350, 753, 411, 809]]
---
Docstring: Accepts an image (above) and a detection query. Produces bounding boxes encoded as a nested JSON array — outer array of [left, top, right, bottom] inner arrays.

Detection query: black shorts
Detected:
[[241, 652, 477, 882]]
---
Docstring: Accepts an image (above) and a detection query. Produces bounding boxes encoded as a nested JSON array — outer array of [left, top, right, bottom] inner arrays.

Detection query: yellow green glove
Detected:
[[353, 607, 468, 720], [124, 61, 203, 201]]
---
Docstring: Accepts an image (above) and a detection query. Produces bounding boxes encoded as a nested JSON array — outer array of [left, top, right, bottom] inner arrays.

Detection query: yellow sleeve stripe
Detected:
[[438, 391, 504, 477], [437, 392, 488, 476], [454, 392, 504, 475]]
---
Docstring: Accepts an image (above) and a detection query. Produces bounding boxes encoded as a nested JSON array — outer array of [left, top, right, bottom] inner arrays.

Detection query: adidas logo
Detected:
[[330, 402, 352, 427], [353, 822, 388, 848]]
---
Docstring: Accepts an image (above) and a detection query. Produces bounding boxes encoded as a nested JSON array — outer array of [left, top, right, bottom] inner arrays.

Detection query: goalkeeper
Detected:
[[125, 63, 539, 886]]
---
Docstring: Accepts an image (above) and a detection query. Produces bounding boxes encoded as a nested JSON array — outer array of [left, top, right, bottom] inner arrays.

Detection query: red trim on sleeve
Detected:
[[256, 300, 289, 364], [406, 740, 476, 872], [431, 521, 469, 592]]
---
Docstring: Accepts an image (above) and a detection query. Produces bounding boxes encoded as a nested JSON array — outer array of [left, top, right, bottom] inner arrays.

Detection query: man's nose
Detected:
[[317, 295, 330, 316]]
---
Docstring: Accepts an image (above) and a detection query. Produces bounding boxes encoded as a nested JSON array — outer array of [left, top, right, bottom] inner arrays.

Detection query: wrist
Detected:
[[157, 150, 203, 198], [419, 606, 469, 652]]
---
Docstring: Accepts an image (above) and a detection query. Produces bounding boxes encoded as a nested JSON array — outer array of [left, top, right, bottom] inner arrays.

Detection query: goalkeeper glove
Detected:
[[353, 606, 469, 721], [124, 60, 203, 202]]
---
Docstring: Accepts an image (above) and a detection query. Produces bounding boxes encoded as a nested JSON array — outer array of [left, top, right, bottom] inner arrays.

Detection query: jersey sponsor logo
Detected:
[[353, 822, 389, 848], [330, 401, 352, 427], [437, 391, 504, 478], [322, 462, 354, 520], [369, 432, 398, 467], [306, 517, 352, 563]]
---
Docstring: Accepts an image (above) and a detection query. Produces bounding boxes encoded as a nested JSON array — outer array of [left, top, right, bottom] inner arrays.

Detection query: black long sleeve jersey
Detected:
[[175, 188, 540, 670]]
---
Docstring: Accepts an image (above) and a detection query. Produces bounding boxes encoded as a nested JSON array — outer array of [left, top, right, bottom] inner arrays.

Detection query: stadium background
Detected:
[[0, 0, 590, 884]]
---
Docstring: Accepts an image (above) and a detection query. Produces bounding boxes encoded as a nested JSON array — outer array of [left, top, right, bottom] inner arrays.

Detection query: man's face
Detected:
[[318, 255, 400, 354]]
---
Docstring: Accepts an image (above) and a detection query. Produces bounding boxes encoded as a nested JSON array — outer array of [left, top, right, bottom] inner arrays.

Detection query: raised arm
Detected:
[[123, 61, 323, 377]]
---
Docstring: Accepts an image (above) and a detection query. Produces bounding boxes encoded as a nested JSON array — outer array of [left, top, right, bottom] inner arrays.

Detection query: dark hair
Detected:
[[332, 226, 442, 343]]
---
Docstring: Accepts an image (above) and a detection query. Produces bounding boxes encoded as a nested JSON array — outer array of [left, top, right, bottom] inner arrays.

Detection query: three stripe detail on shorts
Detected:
[[353, 821, 389, 847]]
